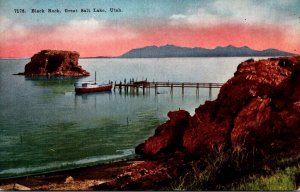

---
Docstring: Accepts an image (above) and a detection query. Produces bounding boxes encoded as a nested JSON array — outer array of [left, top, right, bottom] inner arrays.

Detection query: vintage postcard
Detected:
[[0, 0, 299, 190]]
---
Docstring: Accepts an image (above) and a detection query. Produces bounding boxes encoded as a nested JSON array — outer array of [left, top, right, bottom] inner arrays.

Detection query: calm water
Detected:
[[0, 57, 255, 179]]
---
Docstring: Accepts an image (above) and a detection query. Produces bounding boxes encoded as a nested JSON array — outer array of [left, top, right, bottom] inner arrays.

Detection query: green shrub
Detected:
[[232, 164, 299, 190]]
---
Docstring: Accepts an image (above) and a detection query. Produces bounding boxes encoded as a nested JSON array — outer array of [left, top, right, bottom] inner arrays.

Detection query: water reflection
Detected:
[[75, 91, 112, 99], [25, 75, 82, 82], [25, 76, 78, 93], [74, 91, 113, 109]]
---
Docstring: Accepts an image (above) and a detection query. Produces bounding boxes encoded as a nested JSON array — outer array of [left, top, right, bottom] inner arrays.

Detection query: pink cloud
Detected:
[[0, 18, 139, 57], [0, 18, 299, 58], [119, 23, 297, 55]]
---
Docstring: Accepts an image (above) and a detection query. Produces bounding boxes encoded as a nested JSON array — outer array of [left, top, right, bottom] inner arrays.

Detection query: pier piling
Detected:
[[196, 83, 199, 96], [209, 83, 212, 100]]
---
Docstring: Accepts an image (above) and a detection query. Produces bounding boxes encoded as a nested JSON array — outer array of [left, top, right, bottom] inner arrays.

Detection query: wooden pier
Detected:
[[113, 79, 223, 100]]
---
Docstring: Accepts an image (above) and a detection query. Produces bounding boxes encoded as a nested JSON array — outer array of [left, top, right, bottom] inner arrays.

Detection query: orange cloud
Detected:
[[117, 23, 297, 56], [0, 18, 299, 58]]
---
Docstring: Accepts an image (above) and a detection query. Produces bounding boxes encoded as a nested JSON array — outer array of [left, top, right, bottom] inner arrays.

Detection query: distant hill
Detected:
[[120, 44, 294, 58]]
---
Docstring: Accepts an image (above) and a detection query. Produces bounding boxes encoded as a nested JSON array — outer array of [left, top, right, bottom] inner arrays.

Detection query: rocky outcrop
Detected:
[[94, 157, 186, 190], [95, 56, 300, 190], [136, 110, 190, 156], [136, 56, 300, 159], [17, 50, 89, 76]]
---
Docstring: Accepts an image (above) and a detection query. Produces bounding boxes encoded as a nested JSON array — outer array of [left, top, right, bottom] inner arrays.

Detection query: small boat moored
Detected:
[[74, 72, 113, 93]]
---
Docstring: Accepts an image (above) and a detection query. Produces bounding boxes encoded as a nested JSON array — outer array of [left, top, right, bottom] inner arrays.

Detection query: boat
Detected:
[[74, 72, 113, 93]]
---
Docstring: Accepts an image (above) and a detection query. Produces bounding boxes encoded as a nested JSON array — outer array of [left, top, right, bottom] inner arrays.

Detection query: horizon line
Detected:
[[0, 44, 296, 59]]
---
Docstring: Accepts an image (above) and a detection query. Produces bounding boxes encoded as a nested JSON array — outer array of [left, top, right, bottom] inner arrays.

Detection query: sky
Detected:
[[0, 0, 299, 58]]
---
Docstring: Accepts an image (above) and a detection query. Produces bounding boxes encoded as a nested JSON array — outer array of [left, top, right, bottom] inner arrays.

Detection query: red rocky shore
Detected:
[[137, 56, 300, 158], [98, 55, 300, 190], [16, 50, 89, 76], [2, 56, 300, 190]]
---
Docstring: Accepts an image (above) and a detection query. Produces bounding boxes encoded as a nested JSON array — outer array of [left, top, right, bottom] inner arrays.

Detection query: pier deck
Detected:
[[113, 79, 224, 99]]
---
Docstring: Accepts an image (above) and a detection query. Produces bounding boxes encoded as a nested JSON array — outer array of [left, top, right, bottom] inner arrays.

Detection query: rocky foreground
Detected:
[[16, 50, 89, 76], [137, 56, 300, 158], [2, 56, 299, 190], [95, 55, 300, 190]]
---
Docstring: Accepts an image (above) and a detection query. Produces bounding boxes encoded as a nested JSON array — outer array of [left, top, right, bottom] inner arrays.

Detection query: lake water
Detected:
[[0, 57, 257, 179]]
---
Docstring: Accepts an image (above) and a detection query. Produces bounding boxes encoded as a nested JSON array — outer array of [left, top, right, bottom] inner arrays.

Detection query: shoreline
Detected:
[[0, 159, 144, 190], [0, 154, 137, 180], [1, 151, 299, 190]]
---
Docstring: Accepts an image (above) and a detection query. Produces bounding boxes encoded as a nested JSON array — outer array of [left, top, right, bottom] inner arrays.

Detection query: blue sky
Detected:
[[1, 0, 298, 25]]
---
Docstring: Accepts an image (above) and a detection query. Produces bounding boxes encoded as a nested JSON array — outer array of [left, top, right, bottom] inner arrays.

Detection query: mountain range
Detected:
[[119, 44, 294, 58]]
